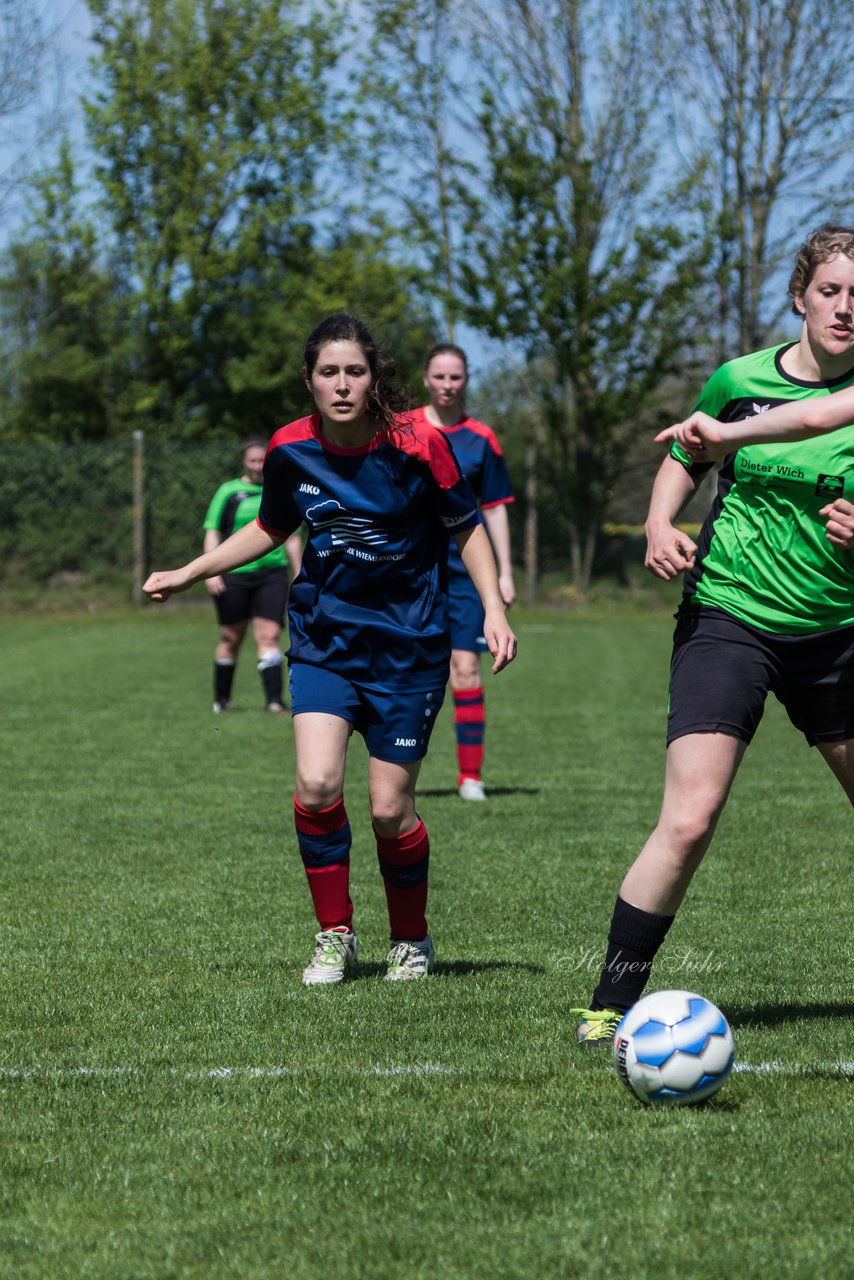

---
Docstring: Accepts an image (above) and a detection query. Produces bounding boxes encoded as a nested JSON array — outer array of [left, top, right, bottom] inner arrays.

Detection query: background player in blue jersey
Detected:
[[573, 224, 854, 1045], [203, 437, 303, 714], [143, 314, 517, 985], [411, 344, 516, 801]]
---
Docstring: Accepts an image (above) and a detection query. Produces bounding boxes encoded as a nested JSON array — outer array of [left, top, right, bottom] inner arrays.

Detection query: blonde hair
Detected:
[[788, 224, 854, 313]]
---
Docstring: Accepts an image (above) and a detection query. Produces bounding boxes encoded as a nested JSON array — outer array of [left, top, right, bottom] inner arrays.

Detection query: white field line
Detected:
[[0, 1063, 455, 1080], [732, 1061, 854, 1076], [0, 1061, 851, 1081]]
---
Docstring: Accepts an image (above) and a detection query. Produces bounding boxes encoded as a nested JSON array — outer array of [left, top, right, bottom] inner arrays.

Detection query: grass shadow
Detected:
[[417, 786, 541, 798], [728, 1001, 854, 1029], [354, 959, 546, 980]]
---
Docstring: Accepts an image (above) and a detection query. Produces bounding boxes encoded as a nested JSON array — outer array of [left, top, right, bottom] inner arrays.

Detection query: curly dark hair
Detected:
[[303, 313, 411, 439], [788, 224, 854, 313]]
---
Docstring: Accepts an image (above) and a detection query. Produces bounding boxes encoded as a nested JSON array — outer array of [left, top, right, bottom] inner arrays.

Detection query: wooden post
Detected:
[[132, 430, 145, 604]]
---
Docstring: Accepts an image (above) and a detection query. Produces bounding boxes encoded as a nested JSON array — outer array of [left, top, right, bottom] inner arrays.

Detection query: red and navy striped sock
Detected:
[[374, 819, 430, 941], [294, 795, 353, 931], [453, 685, 485, 784]]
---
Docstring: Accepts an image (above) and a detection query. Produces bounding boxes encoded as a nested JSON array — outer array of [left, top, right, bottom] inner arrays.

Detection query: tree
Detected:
[[668, 0, 854, 358], [0, 141, 120, 441], [459, 0, 708, 592], [82, 0, 348, 435], [0, 0, 436, 443], [0, 0, 62, 222], [358, 0, 479, 339]]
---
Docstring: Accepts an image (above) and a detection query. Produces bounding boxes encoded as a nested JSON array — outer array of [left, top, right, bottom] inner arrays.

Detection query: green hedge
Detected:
[[0, 438, 241, 587], [0, 437, 598, 597]]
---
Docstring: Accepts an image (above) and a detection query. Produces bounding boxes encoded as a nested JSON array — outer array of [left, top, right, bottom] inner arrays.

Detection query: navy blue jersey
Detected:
[[410, 408, 514, 586], [257, 413, 480, 689]]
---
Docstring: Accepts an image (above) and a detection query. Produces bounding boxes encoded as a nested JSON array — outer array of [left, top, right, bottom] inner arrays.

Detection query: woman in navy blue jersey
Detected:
[[411, 345, 516, 801], [144, 314, 517, 984]]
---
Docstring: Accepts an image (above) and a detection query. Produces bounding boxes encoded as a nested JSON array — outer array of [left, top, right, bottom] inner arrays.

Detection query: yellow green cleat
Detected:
[[572, 1007, 622, 1047]]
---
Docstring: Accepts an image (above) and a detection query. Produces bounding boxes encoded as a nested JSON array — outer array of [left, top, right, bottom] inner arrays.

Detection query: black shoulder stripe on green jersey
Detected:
[[220, 491, 251, 538], [683, 454, 737, 602], [719, 396, 798, 423]]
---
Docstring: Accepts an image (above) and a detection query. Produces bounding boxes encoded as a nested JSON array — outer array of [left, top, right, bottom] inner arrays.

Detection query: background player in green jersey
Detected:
[[203, 438, 303, 714], [573, 224, 854, 1045]]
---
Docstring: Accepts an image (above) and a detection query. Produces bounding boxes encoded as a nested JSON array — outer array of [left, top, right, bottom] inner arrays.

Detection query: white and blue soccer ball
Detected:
[[614, 990, 734, 1106]]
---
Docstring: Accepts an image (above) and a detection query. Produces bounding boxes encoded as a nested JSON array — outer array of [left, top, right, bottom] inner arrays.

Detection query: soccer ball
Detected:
[[613, 990, 734, 1106]]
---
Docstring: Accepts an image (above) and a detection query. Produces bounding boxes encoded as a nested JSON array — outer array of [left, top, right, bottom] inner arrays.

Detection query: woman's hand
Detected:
[[484, 608, 517, 673], [820, 498, 854, 550], [644, 523, 697, 581], [498, 571, 516, 610], [655, 412, 729, 461], [142, 567, 194, 603]]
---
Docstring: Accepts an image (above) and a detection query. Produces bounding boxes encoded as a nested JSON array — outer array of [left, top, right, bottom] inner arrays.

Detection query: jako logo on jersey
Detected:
[[752, 403, 770, 415], [299, 483, 321, 495], [395, 737, 417, 747]]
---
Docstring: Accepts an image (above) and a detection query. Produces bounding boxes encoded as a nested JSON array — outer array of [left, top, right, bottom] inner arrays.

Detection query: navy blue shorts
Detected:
[[288, 663, 446, 762], [214, 568, 289, 627], [448, 577, 487, 653], [667, 606, 854, 747]]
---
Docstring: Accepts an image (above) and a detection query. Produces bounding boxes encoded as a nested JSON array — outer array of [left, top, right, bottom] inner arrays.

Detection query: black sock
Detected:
[[259, 663, 284, 706], [591, 896, 675, 1014], [214, 660, 235, 704]]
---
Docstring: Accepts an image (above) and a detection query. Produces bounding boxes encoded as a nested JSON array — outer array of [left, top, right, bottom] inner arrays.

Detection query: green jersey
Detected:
[[203, 478, 288, 574], [674, 342, 854, 633]]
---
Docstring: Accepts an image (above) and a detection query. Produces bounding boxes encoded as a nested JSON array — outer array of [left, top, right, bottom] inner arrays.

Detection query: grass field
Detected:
[[1, 604, 851, 1279]]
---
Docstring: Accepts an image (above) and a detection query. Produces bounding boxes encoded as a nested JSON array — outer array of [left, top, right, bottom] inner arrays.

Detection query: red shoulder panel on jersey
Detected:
[[265, 414, 319, 459], [461, 416, 505, 455], [394, 414, 463, 489]]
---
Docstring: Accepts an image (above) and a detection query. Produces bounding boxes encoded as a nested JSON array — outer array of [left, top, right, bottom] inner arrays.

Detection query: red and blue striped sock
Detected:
[[294, 795, 353, 931], [374, 819, 430, 941], [453, 685, 485, 784]]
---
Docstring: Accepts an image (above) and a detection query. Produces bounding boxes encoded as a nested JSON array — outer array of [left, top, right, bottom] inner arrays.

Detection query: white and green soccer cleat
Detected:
[[572, 1006, 622, 1047], [385, 936, 435, 981], [302, 928, 359, 985]]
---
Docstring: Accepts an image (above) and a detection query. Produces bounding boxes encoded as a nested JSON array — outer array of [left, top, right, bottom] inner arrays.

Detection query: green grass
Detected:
[[0, 606, 851, 1279]]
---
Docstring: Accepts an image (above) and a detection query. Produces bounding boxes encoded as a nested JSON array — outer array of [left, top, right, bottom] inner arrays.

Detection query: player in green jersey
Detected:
[[204, 438, 303, 714], [573, 224, 854, 1044], [658, 380, 854, 463]]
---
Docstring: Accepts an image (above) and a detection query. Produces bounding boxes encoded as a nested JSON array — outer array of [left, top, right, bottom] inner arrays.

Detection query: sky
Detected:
[[2, 0, 499, 377], [0, 0, 93, 234]]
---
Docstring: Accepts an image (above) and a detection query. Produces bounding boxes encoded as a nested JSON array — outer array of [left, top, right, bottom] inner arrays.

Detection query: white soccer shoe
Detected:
[[459, 778, 486, 801], [302, 928, 359, 985], [385, 936, 435, 981]]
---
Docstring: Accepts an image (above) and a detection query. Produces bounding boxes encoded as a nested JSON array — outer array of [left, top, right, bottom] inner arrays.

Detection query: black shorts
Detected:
[[214, 568, 289, 627], [667, 606, 854, 747]]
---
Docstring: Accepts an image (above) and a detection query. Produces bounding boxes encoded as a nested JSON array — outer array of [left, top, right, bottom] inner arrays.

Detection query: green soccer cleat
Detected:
[[572, 1007, 622, 1047]]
